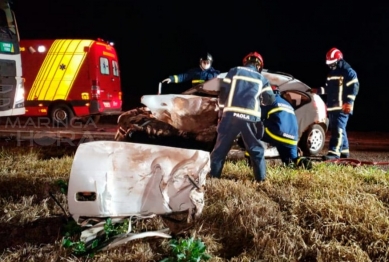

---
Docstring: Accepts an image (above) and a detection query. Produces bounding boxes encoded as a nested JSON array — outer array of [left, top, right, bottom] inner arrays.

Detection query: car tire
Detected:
[[50, 103, 75, 127], [299, 124, 325, 156]]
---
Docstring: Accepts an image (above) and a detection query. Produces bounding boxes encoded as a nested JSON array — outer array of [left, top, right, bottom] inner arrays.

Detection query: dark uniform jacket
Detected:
[[168, 66, 220, 86], [261, 94, 298, 146], [318, 60, 359, 114], [218, 65, 275, 123]]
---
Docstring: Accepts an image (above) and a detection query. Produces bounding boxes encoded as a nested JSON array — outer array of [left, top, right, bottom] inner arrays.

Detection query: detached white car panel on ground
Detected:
[[67, 141, 209, 251], [68, 141, 209, 223]]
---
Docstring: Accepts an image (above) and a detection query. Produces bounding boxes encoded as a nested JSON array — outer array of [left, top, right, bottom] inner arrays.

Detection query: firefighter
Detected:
[[210, 52, 275, 182], [312, 47, 359, 160], [237, 86, 312, 169], [161, 52, 220, 86]]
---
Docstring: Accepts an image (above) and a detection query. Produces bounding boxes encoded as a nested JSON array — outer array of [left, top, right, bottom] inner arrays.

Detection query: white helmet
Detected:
[[199, 52, 213, 70]]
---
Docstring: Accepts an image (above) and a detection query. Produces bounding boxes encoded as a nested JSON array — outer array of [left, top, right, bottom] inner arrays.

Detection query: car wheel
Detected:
[[299, 124, 325, 156], [50, 103, 75, 127]]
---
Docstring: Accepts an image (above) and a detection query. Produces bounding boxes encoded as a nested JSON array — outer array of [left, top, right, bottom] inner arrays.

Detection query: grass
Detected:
[[0, 145, 389, 261]]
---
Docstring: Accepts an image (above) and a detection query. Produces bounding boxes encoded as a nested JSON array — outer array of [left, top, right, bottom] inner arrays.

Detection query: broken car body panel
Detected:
[[141, 94, 218, 133], [68, 141, 209, 224]]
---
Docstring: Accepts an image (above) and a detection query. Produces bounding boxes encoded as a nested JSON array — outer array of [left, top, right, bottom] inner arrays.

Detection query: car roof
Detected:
[[194, 70, 311, 95]]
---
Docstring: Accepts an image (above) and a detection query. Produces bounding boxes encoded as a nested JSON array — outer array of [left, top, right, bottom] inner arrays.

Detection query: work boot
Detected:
[[296, 157, 313, 170], [322, 154, 339, 161], [340, 153, 349, 159]]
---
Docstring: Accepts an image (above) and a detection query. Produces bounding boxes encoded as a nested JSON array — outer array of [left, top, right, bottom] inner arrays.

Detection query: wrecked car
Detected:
[[115, 70, 328, 157]]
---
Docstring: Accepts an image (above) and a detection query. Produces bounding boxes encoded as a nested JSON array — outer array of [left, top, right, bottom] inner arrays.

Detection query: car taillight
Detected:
[[91, 80, 100, 99], [119, 91, 122, 100]]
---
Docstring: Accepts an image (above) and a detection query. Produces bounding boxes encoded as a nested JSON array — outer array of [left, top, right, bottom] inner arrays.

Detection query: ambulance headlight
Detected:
[[37, 45, 46, 53]]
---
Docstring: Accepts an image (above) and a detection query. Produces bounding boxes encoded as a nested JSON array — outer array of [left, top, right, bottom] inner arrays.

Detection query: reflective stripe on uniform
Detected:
[[224, 75, 263, 118], [192, 79, 205, 84], [267, 107, 295, 119], [327, 106, 342, 111], [346, 78, 358, 86], [265, 127, 297, 145], [223, 78, 231, 83]]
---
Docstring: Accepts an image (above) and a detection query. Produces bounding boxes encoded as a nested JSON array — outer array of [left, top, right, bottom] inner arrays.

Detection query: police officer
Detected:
[[162, 52, 220, 86], [238, 86, 312, 169], [313, 48, 359, 160], [210, 52, 275, 182]]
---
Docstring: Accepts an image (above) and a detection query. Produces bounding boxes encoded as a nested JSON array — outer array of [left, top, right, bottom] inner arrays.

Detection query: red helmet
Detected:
[[242, 51, 264, 68], [326, 48, 343, 64]]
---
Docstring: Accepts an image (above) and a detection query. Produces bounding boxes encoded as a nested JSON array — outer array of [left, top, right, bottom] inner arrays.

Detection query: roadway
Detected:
[[0, 116, 388, 152]]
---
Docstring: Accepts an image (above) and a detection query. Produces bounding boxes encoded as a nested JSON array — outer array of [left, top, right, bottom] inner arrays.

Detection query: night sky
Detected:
[[12, 0, 389, 131]]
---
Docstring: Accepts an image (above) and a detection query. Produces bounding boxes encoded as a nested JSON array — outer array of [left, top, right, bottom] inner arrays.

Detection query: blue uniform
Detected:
[[168, 66, 220, 86], [261, 94, 299, 165], [238, 93, 308, 167], [210, 65, 275, 181], [318, 60, 359, 158]]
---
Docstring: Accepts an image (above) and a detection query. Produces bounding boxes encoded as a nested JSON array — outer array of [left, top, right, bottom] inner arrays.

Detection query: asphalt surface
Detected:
[[0, 116, 388, 152]]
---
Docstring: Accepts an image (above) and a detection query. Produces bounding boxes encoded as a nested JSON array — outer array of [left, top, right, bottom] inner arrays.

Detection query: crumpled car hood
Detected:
[[141, 94, 219, 133]]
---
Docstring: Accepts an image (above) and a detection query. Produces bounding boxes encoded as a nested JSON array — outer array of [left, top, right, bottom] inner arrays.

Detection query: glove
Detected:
[[259, 92, 275, 106], [162, 78, 171, 84], [342, 103, 352, 114]]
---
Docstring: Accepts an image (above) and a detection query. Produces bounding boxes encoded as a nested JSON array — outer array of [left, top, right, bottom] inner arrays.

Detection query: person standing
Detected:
[[161, 52, 220, 86], [210, 52, 275, 182], [313, 47, 360, 160]]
